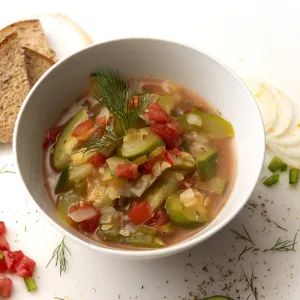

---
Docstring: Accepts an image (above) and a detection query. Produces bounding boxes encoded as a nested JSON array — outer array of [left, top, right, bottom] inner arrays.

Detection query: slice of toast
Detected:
[[0, 19, 56, 61], [0, 33, 31, 143], [23, 47, 54, 87]]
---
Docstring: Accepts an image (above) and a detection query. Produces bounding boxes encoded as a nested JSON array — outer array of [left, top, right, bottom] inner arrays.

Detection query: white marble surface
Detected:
[[1, 1, 300, 299]]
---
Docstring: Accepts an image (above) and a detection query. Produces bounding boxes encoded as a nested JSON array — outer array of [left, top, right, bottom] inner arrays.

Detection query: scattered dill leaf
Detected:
[[231, 224, 255, 246], [263, 233, 297, 252], [47, 237, 71, 276], [238, 245, 254, 261], [241, 265, 258, 300], [0, 165, 16, 174], [272, 221, 288, 232], [185, 263, 194, 268]]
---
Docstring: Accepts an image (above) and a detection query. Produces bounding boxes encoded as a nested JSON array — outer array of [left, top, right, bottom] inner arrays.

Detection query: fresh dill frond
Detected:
[[47, 237, 71, 276], [272, 221, 288, 232], [238, 245, 254, 261], [241, 265, 258, 300], [0, 164, 16, 174], [92, 69, 154, 135], [263, 232, 297, 252], [231, 224, 255, 246]]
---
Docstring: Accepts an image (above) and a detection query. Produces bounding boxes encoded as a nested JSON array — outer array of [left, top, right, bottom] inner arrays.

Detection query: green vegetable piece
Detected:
[[156, 95, 175, 115], [0, 251, 3, 261], [138, 225, 158, 236], [106, 156, 128, 173], [263, 173, 280, 187], [144, 170, 182, 212], [196, 176, 228, 196], [165, 189, 208, 226], [195, 149, 218, 181], [97, 231, 165, 248], [55, 167, 69, 194], [133, 155, 148, 166], [56, 191, 79, 223], [289, 169, 299, 184], [268, 156, 282, 172], [279, 162, 288, 172], [149, 146, 165, 158], [53, 109, 89, 170], [24, 277, 37, 292], [172, 151, 195, 171], [73, 180, 87, 196], [202, 297, 234, 300], [121, 127, 165, 159], [68, 163, 93, 184]]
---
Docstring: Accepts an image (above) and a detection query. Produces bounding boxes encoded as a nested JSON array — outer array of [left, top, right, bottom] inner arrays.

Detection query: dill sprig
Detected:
[[92, 69, 154, 135], [47, 237, 71, 276], [272, 221, 288, 232], [263, 233, 297, 252], [231, 224, 255, 246], [0, 165, 16, 174], [241, 265, 258, 300], [238, 246, 253, 261]]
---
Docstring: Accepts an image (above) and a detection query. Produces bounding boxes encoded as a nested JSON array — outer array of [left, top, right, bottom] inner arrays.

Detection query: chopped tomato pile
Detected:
[[0, 222, 37, 297]]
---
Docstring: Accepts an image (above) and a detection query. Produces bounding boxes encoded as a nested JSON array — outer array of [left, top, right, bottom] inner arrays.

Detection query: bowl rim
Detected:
[[13, 37, 266, 259]]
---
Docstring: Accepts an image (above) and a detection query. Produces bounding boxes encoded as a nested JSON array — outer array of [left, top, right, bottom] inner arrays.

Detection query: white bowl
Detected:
[[13, 38, 265, 259]]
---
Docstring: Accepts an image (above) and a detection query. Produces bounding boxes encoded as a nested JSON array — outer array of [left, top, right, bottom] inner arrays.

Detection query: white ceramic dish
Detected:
[[13, 38, 265, 259]]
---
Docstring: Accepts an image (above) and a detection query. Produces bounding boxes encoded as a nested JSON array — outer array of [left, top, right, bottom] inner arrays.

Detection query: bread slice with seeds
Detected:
[[0, 19, 56, 61], [0, 33, 30, 143]]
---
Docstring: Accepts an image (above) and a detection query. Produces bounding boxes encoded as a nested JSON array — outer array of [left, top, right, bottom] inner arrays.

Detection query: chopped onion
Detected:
[[152, 161, 171, 177], [100, 206, 118, 223], [119, 229, 130, 237], [68, 206, 97, 222], [187, 113, 202, 127], [180, 188, 197, 208], [123, 224, 138, 234], [101, 224, 113, 231]]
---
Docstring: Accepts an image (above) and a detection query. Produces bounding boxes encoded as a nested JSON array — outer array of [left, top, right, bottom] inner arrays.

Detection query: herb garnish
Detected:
[[231, 224, 255, 246], [272, 221, 288, 232], [263, 233, 297, 252], [241, 265, 258, 300], [78, 69, 154, 155], [0, 165, 16, 174], [238, 246, 253, 261], [47, 237, 71, 276]]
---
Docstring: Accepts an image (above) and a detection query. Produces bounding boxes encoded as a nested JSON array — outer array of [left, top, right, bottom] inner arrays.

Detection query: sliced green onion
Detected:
[[0, 251, 3, 261], [289, 169, 299, 184], [263, 173, 280, 187], [268, 157, 282, 172], [279, 162, 287, 172], [24, 277, 37, 292]]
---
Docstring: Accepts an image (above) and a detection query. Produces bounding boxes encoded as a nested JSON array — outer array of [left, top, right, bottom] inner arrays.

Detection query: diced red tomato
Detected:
[[128, 200, 151, 225], [116, 163, 138, 180], [172, 148, 182, 157], [128, 96, 139, 108], [0, 277, 12, 298], [4, 251, 24, 273], [0, 222, 6, 236], [0, 237, 9, 251], [42, 127, 61, 150], [146, 103, 170, 124], [79, 210, 101, 233], [15, 256, 36, 278], [169, 117, 182, 134], [88, 153, 106, 167], [145, 208, 169, 227], [150, 123, 181, 149], [0, 261, 7, 273], [95, 117, 107, 134], [139, 158, 157, 174], [72, 120, 94, 137], [162, 149, 174, 166]]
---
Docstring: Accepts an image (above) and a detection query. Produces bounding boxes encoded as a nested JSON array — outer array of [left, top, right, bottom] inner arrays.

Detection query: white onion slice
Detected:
[[68, 206, 97, 222], [100, 206, 119, 221], [186, 114, 202, 127]]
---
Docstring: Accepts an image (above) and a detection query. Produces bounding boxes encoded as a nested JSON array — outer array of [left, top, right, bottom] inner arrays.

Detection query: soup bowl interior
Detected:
[[14, 39, 265, 259]]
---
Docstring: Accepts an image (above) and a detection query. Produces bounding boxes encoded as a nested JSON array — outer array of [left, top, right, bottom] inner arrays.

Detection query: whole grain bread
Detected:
[[23, 47, 54, 87], [0, 33, 30, 143], [0, 19, 56, 61]]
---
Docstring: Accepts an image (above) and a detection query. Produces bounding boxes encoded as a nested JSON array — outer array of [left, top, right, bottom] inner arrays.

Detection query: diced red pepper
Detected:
[[145, 208, 169, 227], [0, 222, 6, 236], [15, 256, 36, 278], [150, 123, 181, 149], [128, 200, 151, 225], [0, 277, 12, 298], [172, 148, 182, 157], [146, 103, 170, 124], [42, 127, 61, 150], [169, 117, 182, 134], [88, 153, 106, 167], [72, 120, 94, 137], [162, 149, 174, 166], [139, 158, 157, 175], [79, 210, 101, 233], [116, 163, 138, 180], [0, 237, 9, 251], [4, 251, 24, 273], [95, 117, 107, 134], [0, 261, 7, 273]]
